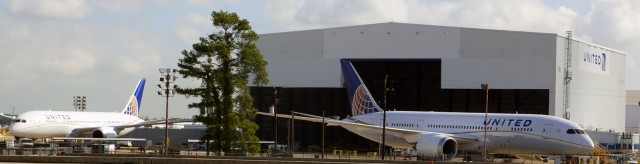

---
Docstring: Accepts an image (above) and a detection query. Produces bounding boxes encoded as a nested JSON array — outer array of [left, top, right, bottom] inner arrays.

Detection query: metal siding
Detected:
[[257, 30, 342, 87], [441, 29, 557, 90], [557, 37, 626, 132], [626, 106, 640, 133], [323, 23, 461, 59]]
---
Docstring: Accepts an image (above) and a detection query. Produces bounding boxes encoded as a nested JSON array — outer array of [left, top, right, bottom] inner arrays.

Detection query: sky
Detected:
[[0, 0, 639, 119]]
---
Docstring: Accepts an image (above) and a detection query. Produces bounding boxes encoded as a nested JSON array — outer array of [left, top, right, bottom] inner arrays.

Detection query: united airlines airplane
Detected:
[[260, 60, 595, 160], [9, 78, 162, 140]]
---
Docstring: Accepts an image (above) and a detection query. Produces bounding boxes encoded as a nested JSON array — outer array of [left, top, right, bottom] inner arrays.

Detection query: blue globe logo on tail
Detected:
[[122, 78, 145, 117], [352, 85, 379, 116], [123, 95, 139, 117], [341, 59, 381, 116]]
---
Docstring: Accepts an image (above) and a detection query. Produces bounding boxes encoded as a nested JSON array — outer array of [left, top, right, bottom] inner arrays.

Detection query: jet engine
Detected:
[[415, 134, 458, 160], [92, 127, 117, 138]]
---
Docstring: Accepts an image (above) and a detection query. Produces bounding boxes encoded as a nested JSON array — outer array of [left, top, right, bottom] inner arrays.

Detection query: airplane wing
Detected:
[[258, 112, 479, 146], [52, 137, 146, 141], [0, 113, 15, 119], [69, 119, 194, 137]]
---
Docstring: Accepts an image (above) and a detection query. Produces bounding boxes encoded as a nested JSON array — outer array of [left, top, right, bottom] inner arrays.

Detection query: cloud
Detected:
[[265, 0, 408, 30], [0, 13, 163, 90], [580, 0, 640, 89], [445, 0, 577, 34], [43, 48, 97, 76], [9, 0, 91, 19], [583, 0, 640, 49], [111, 29, 163, 74], [264, 0, 577, 34], [174, 13, 212, 45], [90, 0, 144, 12]]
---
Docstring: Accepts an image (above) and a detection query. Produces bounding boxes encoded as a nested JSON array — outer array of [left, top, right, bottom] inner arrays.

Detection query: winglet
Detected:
[[122, 78, 145, 117], [340, 59, 381, 116]]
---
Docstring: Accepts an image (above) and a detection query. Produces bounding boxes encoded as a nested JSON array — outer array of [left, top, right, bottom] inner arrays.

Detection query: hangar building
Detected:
[[251, 23, 626, 150]]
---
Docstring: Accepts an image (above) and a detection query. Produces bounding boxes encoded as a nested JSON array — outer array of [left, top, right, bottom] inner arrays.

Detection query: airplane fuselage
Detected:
[[9, 110, 144, 138], [347, 111, 594, 156]]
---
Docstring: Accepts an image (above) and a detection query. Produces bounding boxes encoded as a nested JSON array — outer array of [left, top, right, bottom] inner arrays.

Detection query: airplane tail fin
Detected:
[[340, 59, 381, 116], [122, 78, 145, 117]]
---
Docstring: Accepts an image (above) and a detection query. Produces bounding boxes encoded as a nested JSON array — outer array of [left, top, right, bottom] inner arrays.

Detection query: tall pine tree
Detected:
[[176, 10, 268, 155]]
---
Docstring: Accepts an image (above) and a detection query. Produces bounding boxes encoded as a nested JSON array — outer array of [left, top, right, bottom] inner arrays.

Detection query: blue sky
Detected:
[[0, 0, 638, 119]]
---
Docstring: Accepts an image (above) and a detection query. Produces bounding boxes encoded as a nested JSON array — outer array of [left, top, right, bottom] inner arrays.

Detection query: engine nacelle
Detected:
[[415, 135, 458, 159], [92, 127, 117, 138]]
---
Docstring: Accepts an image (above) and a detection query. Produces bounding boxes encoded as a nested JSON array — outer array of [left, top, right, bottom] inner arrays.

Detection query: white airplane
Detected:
[[9, 78, 163, 140], [260, 60, 595, 160]]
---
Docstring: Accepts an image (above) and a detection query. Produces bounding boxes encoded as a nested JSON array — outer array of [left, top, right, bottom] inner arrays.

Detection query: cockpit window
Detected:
[[567, 129, 585, 134], [12, 119, 26, 123]]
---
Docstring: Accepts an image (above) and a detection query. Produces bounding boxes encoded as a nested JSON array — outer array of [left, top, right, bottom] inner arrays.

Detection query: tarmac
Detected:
[[0, 152, 557, 164]]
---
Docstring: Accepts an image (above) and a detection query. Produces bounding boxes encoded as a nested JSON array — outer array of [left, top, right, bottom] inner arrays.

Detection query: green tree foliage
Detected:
[[176, 10, 268, 154]]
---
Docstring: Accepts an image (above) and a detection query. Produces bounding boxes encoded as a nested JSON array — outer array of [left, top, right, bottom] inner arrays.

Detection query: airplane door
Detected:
[[542, 124, 553, 137], [417, 120, 424, 130]]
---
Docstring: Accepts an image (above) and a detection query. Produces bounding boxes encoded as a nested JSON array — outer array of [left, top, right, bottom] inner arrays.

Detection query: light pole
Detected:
[[381, 75, 388, 160], [73, 96, 86, 112], [321, 110, 325, 158], [481, 83, 489, 161], [158, 68, 178, 155], [273, 88, 279, 154]]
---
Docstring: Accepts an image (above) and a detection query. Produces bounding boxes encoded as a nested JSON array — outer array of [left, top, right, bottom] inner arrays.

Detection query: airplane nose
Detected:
[[8, 125, 18, 135], [583, 136, 595, 149]]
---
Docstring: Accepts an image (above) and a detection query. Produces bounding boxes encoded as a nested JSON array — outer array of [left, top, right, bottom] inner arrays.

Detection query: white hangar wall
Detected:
[[258, 29, 341, 87], [626, 91, 640, 133], [255, 23, 627, 132], [440, 29, 557, 90], [555, 37, 626, 131]]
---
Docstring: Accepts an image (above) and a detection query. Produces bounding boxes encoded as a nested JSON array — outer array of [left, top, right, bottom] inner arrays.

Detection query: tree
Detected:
[[176, 10, 268, 155]]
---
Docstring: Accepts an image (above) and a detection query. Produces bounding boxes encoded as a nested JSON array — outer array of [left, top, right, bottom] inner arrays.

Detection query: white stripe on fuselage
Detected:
[[9, 111, 143, 138], [349, 111, 593, 155]]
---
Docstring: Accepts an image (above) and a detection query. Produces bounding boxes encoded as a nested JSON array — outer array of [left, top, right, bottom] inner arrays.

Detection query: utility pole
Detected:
[[273, 87, 279, 154], [481, 83, 489, 161], [158, 68, 178, 155], [381, 75, 388, 160], [322, 110, 325, 158], [290, 111, 295, 155]]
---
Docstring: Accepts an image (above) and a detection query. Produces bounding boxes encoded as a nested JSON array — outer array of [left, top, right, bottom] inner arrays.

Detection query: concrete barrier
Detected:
[[0, 155, 50, 163], [0, 154, 491, 164], [0, 156, 151, 164], [50, 156, 152, 164]]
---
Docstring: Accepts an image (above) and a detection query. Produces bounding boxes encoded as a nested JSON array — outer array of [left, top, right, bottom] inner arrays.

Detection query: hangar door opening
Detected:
[[350, 59, 549, 114], [251, 59, 549, 151]]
